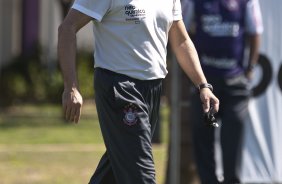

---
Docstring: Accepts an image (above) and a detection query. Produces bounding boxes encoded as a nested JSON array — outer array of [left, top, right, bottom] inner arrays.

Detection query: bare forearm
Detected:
[[58, 23, 79, 90], [169, 21, 207, 86], [174, 37, 207, 86], [248, 34, 260, 66]]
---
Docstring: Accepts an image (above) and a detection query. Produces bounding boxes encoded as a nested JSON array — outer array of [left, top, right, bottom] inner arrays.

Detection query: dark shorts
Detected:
[[89, 68, 162, 184]]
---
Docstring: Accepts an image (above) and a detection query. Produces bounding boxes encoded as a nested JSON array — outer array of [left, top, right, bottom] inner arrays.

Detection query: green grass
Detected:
[[0, 102, 102, 144], [0, 101, 169, 184]]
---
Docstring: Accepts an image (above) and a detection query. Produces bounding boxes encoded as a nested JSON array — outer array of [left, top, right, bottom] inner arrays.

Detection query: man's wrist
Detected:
[[198, 83, 213, 93], [247, 63, 256, 72], [64, 81, 79, 91]]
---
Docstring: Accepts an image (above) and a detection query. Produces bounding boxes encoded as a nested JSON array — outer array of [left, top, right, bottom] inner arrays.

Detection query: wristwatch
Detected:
[[247, 63, 256, 71], [198, 83, 213, 92]]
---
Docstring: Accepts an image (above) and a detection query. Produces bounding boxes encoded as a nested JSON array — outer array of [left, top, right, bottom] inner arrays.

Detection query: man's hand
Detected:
[[245, 70, 254, 81], [199, 88, 219, 114], [62, 88, 83, 123]]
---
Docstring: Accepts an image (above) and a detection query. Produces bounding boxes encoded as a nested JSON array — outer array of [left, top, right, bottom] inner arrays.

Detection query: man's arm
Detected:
[[245, 0, 263, 79], [168, 20, 219, 113], [58, 9, 92, 123], [245, 34, 261, 79]]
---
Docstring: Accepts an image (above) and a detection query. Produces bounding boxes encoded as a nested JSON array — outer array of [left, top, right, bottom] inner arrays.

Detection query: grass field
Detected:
[[0, 101, 169, 184]]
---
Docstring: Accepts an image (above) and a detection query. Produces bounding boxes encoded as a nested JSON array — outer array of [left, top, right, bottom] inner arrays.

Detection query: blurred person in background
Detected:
[[181, 0, 263, 183], [58, 0, 219, 183]]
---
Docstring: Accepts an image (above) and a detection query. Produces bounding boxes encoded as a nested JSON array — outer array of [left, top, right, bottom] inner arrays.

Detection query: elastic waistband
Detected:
[[95, 67, 163, 85]]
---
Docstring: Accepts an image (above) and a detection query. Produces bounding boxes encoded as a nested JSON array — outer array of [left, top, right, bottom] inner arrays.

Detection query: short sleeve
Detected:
[[245, 0, 264, 34], [173, 0, 183, 20], [71, 0, 113, 22]]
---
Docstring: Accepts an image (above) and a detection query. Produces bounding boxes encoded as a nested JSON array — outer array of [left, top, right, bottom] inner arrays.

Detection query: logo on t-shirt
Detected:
[[201, 15, 240, 37], [124, 4, 146, 24]]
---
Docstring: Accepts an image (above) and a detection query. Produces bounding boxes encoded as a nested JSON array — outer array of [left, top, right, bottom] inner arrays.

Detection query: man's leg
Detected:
[[190, 89, 219, 184], [90, 68, 161, 184], [89, 152, 116, 184], [221, 74, 250, 184]]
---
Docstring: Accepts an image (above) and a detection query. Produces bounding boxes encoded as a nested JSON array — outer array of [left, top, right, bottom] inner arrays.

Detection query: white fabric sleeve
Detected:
[[245, 0, 264, 34], [173, 0, 183, 20], [181, 0, 194, 30], [71, 0, 113, 22]]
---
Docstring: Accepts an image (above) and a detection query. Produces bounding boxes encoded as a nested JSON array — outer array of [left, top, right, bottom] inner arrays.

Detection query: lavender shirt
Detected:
[[182, 0, 263, 77]]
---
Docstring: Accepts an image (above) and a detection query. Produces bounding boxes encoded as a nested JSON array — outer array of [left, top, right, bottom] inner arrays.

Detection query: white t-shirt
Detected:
[[72, 0, 182, 80], [181, 0, 264, 34]]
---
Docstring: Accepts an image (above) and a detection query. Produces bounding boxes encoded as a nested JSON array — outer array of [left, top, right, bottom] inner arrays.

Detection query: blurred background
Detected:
[[0, 0, 282, 184], [0, 0, 94, 106]]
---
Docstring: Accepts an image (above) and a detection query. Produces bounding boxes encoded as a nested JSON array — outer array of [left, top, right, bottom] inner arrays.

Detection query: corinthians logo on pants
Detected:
[[123, 103, 139, 126]]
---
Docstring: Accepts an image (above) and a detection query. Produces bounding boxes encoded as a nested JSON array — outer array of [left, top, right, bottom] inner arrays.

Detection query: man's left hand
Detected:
[[199, 88, 220, 114]]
